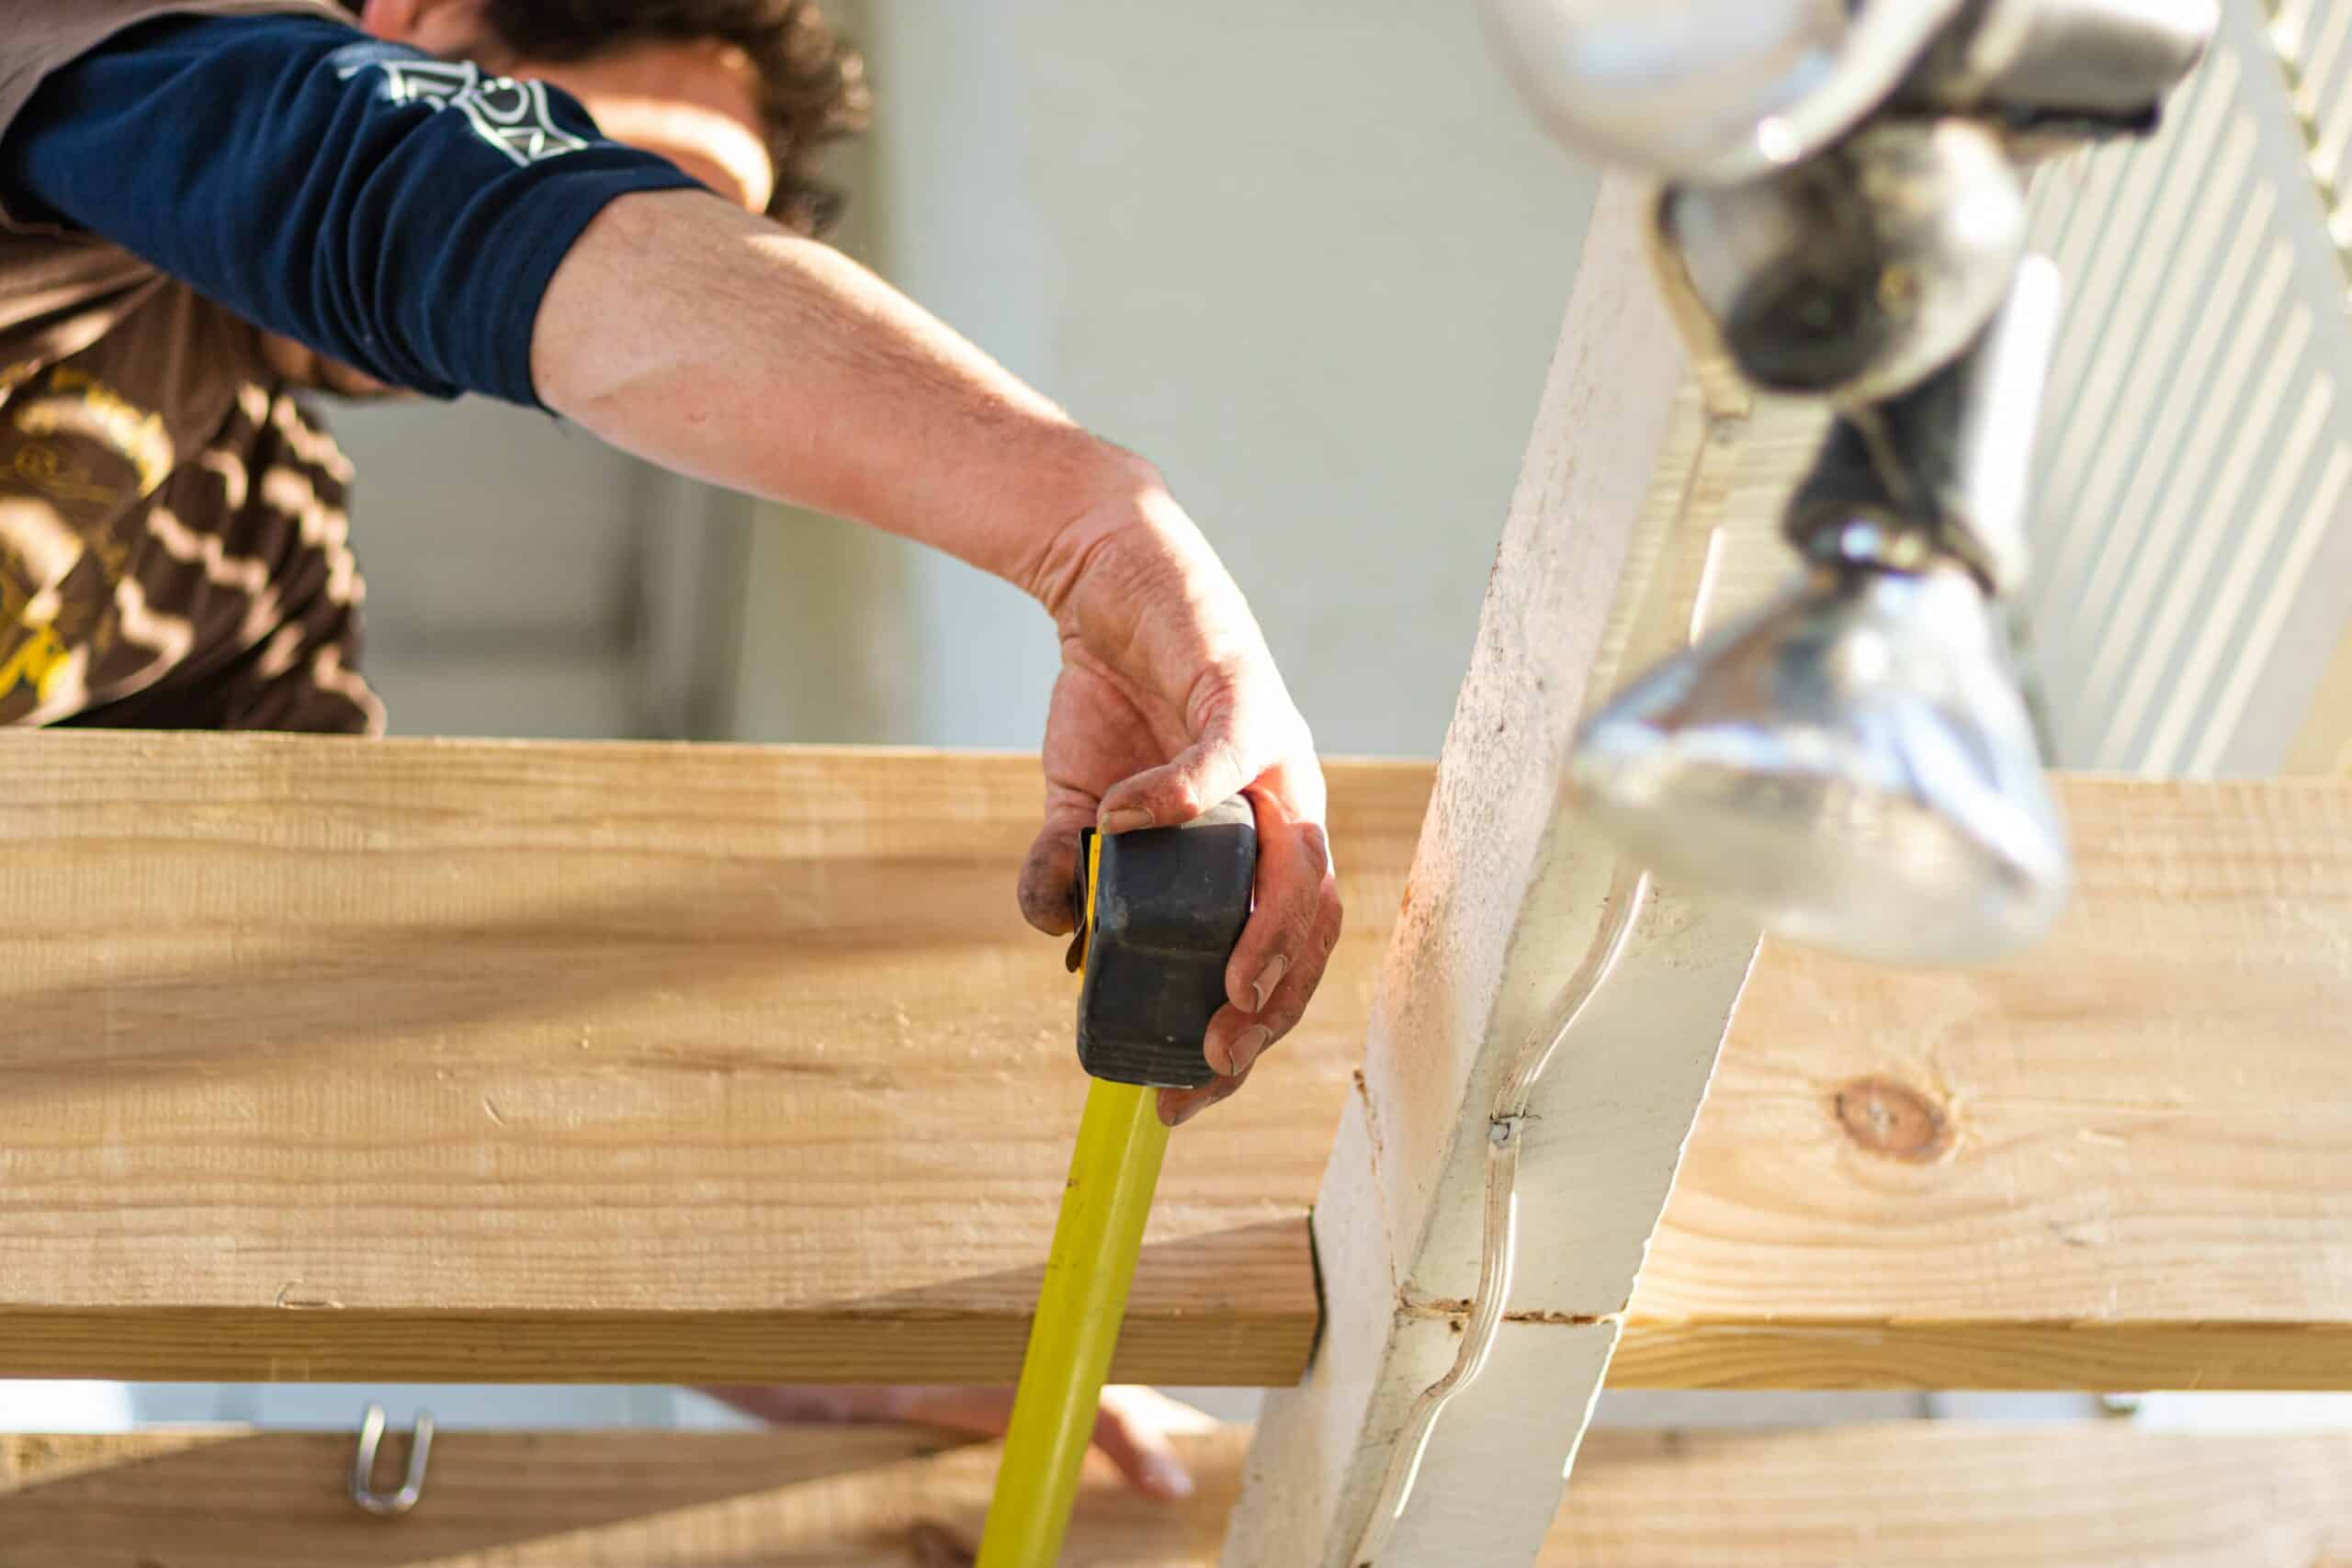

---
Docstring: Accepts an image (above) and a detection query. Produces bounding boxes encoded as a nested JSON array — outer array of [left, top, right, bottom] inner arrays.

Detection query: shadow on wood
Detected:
[[10, 1424, 2352, 1566], [0, 1427, 1235, 1568]]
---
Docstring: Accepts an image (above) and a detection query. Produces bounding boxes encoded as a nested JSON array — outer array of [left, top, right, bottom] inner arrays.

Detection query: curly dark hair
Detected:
[[341, 1, 868, 233]]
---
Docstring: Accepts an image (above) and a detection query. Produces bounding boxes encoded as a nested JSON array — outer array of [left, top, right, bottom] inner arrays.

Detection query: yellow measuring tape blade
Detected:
[[976, 837, 1173, 1566]]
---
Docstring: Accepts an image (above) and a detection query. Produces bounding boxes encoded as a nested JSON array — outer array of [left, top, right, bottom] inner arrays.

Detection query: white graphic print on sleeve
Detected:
[[336, 56, 591, 166]]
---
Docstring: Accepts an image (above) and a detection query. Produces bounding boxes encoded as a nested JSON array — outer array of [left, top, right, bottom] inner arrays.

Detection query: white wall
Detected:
[[727, 0, 1599, 757], [326, 397, 654, 739], [2019, 0, 2352, 776]]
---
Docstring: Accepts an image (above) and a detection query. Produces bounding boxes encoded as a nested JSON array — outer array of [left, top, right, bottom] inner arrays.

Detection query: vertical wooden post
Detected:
[[1221, 176, 1763, 1567]]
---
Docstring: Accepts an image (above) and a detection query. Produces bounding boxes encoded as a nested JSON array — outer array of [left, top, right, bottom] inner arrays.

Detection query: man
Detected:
[[1, 0, 1340, 1502]]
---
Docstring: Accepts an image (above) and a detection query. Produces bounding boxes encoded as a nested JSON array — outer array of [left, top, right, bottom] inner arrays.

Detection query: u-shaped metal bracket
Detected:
[[349, 1402, 434, 1517]]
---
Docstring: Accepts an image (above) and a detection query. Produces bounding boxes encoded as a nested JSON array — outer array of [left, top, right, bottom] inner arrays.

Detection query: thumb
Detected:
[[1095, 718, 1257, 834], [1018, 793, 1097, 935]]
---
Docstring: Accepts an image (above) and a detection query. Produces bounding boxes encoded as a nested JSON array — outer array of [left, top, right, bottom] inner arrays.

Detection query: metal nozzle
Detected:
[[1569, 564, 2068, 965], [1476, 0, 1965, 179], [1917, 0, 2219, 128], [1787, 254, 2065, 592], [1574, 254, 2071, 965], [1662, 119, 2029, 403]]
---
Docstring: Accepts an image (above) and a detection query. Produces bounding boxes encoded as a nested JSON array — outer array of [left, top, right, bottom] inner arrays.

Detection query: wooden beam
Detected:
[[0, 734, 1427, 1386], [1555, 1424, 2352, 1567], [8, 1424, 2350, 1566], [0, 1427, 1007, 1568], [1226, 175, 1767, 1567], [3, 734, 2351, 1388], [1627, 775, 2352, 1392]]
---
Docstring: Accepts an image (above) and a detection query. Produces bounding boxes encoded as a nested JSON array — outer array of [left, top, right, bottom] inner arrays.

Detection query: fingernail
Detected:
[[1230, 1025, 1272, 1076], [1163, 1095, 1202, 1127], [1250, 955, 1289, 1013], [1141, 1450, 1194, 1499], [1100, 807, 1155, 834]]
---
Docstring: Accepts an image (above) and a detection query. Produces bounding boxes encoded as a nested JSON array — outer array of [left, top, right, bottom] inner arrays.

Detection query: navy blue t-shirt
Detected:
[[0, 13, 706, 407]]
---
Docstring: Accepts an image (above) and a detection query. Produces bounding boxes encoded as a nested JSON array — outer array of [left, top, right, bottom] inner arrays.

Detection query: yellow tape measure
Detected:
[[978, 808, 1252, 1564]]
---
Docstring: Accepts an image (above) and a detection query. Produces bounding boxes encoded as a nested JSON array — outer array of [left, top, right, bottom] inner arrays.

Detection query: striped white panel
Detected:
[[2023, 0, 2352, 775]]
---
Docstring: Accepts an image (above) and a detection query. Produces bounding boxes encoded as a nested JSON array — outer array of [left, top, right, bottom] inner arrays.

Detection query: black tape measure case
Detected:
[[1072, 798, 1256, 1089]]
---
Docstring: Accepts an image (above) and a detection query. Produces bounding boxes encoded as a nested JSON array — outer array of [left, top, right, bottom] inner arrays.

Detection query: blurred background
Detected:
[[338, 0, 2352, 780], [345, 2, 1586, 761], [17, 0, 2352, 1450]]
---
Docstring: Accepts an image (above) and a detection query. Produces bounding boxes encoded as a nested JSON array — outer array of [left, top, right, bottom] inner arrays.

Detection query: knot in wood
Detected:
[[1833, 1077, 1951, 1162]]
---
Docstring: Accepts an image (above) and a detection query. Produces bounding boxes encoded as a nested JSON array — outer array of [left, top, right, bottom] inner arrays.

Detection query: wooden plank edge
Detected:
[[17, 1309, 2349, 1392], [1610, 1315, 2352, 1391], [0, 1304, 1315, 1386]]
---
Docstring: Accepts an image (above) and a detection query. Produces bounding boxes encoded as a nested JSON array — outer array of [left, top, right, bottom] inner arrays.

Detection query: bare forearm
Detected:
[[529, 187, 1138, 598]]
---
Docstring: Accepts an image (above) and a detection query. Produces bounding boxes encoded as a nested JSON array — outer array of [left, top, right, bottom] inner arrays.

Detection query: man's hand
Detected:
[[1020, 469, 1342, 1127], [700, 1382, 1210, 1501]]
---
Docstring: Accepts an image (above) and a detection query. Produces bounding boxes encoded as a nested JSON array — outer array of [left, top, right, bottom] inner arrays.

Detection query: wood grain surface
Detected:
[[1630, 776, 2352, 1391], [0, 733, 1425, 1384], [5, 1423, 2346, 1567], [4, 733, 2350, 1389]]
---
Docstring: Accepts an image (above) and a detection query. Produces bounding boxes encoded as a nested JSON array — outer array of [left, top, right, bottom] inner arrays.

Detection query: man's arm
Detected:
[[532, 189, 1343, 1117], [2, 13, 1342, 1117], [532, 187, 1121, 604]]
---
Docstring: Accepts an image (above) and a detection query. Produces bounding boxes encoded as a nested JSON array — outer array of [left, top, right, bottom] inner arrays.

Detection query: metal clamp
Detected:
[[349, 1402, 434, 1517]]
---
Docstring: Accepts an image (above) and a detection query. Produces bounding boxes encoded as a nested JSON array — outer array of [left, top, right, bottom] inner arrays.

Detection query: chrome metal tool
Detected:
[[1483, 0, 2216, 964]]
